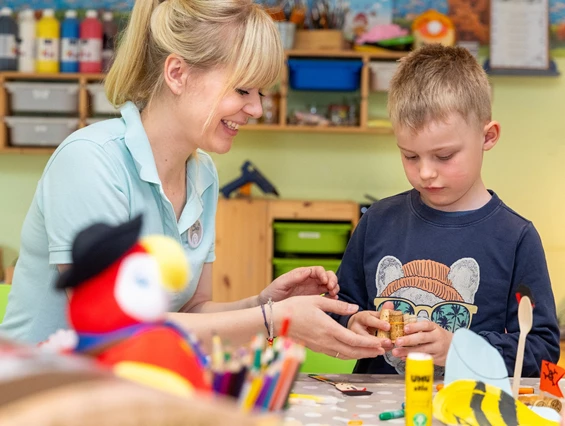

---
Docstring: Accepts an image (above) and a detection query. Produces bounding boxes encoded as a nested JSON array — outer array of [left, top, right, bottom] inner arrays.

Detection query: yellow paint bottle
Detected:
[[36, 9, 60, 73], [405, 352, 433, 426]]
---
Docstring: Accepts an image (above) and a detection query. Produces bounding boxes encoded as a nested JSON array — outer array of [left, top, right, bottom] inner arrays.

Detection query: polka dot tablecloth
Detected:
[[284, 373, 540, 426]]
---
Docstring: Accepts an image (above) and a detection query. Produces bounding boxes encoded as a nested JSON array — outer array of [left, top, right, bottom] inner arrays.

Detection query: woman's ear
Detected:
[[163, 54, 189, 96], [483, 120, 501, 152]]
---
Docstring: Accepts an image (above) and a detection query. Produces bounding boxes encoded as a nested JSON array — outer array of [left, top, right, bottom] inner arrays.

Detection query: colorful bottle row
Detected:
[[0, 7, 118, 74]]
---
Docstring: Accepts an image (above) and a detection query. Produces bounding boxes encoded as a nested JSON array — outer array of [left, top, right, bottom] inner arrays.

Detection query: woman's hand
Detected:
[[274, 296, 386, 360], [258, 266, 339, 304], [392, 320, 454, 366]]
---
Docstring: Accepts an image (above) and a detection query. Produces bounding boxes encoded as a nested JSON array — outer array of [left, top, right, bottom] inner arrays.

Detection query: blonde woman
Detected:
[[0, 0, 386, 360]]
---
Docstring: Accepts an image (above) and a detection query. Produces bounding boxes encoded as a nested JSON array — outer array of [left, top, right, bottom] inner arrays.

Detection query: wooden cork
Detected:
[[376, 308, 391, 339], [518, 395, 562, 413], [389, 310, 404, 342], [403, 313, 417, 325]]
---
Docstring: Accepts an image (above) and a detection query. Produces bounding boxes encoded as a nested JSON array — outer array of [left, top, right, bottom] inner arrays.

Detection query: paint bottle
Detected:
[[60, 10, 79, 73], [17, 9, 35, 72], [405, 352, 433, 426], [101, 11, 118, 72], [36, 8, 60, 73], [0, 7, 18, 71], [79, 9, 102, 73]]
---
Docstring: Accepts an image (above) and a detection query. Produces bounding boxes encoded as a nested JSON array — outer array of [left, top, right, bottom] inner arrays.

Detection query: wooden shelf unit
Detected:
[[212, 198, 359, 303], [0, 48, 404, 153], [0, 71, 105, 153]]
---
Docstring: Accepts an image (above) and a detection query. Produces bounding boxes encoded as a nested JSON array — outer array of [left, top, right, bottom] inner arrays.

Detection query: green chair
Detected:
[[0, 284, 11, 323], [300, 349, 356, 374]]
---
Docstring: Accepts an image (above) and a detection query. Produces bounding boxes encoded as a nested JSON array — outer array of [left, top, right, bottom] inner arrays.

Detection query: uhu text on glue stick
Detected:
[[405, 352, 433, 426]]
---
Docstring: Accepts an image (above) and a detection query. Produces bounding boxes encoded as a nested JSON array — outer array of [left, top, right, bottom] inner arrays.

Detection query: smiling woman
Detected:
[[0, 0, 388, 363]]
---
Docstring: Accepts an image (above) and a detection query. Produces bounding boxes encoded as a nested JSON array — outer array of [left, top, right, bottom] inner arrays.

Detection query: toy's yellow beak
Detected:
[[140, 236, 190, 292]]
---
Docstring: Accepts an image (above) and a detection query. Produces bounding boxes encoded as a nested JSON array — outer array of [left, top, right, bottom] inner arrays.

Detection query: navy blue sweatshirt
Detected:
[[333, 190, 559, 376]]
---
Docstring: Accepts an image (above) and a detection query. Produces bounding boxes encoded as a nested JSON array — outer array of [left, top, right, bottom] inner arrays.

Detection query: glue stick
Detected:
[[405, 352, 433, 426]]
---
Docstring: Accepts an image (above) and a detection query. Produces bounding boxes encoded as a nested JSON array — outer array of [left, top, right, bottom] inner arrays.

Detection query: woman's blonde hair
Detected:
[[388, 44, 492, 133], [105, 0, 284, 112]]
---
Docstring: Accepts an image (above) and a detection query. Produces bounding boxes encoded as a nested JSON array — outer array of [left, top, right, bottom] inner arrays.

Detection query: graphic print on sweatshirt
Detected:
[[373, 256, 480, 375]]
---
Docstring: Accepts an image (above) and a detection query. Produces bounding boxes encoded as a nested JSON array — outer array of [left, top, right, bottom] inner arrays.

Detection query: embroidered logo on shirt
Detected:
[[188, 219, 203, 248]]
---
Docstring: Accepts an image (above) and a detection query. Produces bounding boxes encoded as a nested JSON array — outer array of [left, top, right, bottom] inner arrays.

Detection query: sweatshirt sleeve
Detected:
[[330, 212, 370, 328], [478, 223, 560, 377]]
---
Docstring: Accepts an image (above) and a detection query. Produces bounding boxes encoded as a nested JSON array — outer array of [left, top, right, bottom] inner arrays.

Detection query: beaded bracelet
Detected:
[[260, 297, 275, 346]]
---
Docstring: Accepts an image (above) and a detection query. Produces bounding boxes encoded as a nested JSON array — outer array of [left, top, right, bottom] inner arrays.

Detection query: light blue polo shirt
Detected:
[[0, 101, 218, 344]]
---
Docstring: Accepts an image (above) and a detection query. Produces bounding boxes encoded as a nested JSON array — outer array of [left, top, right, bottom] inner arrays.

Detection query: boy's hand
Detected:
[[347, 311, 393, 350], [392, 320, 454, 366]]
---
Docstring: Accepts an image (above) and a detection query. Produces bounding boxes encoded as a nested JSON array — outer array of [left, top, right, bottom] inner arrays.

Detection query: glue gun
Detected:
[[220, 161, 279, 198]]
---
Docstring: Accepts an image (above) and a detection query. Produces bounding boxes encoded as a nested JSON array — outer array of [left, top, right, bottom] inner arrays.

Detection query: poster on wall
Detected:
[[490, 0, 549, 69], [340, 0, 393, 41], [447, 0, 489, 44], [550, 0, 565, 55], [394, 0, 448, 21]]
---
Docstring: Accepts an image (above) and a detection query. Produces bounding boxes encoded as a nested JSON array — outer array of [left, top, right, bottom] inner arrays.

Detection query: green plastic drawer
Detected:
[[272, 257, 342, 278], [273, 222, 351, 254]]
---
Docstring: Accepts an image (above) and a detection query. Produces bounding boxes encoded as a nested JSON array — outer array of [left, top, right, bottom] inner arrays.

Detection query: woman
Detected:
[[0, 0, 385, 360]]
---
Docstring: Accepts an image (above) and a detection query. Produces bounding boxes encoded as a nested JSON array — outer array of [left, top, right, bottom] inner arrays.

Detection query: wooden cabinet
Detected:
[[0, 49, 405, 153], [213, 199, 269, 303], [212, 198, 358, 303]]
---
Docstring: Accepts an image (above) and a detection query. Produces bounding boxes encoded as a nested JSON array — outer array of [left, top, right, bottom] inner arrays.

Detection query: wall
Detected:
[[1, 59, 564, 312]]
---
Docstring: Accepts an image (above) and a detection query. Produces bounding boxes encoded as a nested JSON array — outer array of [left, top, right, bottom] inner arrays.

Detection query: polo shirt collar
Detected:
[[121, 102, 216, 232]]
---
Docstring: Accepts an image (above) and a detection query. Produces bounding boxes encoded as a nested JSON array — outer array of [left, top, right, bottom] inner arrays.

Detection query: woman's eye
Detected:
[[236, 88, 249, 96]]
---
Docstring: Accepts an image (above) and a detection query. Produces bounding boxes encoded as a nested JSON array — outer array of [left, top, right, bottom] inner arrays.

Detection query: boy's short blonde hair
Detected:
[[388, 44, 492, 132]]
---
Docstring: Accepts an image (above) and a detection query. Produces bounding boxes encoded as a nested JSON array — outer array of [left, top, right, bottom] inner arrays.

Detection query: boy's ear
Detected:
[[483, 120, 500, 152], [163, 54, 190, 96]]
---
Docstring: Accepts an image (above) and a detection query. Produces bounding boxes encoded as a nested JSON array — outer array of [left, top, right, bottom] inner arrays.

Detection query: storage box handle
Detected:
[[32, 90, 50, 100], [298, 231, 321, 239]]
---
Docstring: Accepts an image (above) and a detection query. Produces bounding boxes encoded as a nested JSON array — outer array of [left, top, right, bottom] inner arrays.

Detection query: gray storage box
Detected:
[[87, 83, 119, 115], [5, 82, 79, 114], [5, 116, 79, 147]]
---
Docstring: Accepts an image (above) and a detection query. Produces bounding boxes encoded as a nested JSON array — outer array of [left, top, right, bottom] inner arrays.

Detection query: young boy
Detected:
[[333, 44, 559, 376]]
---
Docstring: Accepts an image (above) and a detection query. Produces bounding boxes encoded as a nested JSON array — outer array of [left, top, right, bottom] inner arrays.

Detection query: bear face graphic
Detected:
[[374, 256, 480, 375]]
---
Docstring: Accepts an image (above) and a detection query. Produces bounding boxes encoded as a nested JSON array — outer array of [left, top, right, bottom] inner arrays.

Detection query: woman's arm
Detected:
[[180, 263, 340, 314], [179, 264, 259, 313], [169, 295, 387, 360]]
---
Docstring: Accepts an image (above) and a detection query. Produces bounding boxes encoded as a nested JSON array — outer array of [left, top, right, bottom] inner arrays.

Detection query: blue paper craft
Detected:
[[444, 328, 512, 395], [442, 328, 562, 423]]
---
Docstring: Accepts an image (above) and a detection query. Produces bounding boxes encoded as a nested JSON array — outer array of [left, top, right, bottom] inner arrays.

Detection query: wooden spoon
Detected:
[[512, 295, 533, 398]]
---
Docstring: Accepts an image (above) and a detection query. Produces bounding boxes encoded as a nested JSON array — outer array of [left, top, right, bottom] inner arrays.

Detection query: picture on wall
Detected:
[[550, 0, 565, 54], [447, 0, 489, 44]]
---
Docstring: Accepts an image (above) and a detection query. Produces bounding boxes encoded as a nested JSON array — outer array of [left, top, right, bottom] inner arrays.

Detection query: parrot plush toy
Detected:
[[56, 216, 210, 397]]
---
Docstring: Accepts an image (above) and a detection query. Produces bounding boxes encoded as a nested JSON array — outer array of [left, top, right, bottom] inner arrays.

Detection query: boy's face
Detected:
[[396, 113, 499, 212]]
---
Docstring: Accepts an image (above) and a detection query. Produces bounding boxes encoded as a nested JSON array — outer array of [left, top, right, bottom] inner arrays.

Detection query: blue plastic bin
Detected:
[[287, 59, 363, 91]]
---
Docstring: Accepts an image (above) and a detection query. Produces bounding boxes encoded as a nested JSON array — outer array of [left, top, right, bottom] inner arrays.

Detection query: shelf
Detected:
[[0, 48, 405, 80], [243, 124, 393, 134], [0, 49, 400, 150], [0, 72, 105, 81], [483, 59, 560, 77], [285, 49, 407, 60], [0, 146, 56, 155]]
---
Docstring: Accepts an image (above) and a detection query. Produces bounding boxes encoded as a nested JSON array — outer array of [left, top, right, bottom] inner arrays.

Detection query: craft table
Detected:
[[285, 374, 541, 426]]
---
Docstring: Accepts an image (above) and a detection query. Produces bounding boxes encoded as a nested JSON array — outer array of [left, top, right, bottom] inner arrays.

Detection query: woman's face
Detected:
[[177, 67, 264, 154]]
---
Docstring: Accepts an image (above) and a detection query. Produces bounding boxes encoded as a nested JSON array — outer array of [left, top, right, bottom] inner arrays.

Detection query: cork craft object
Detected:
[[377, 309, 417, 342]]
